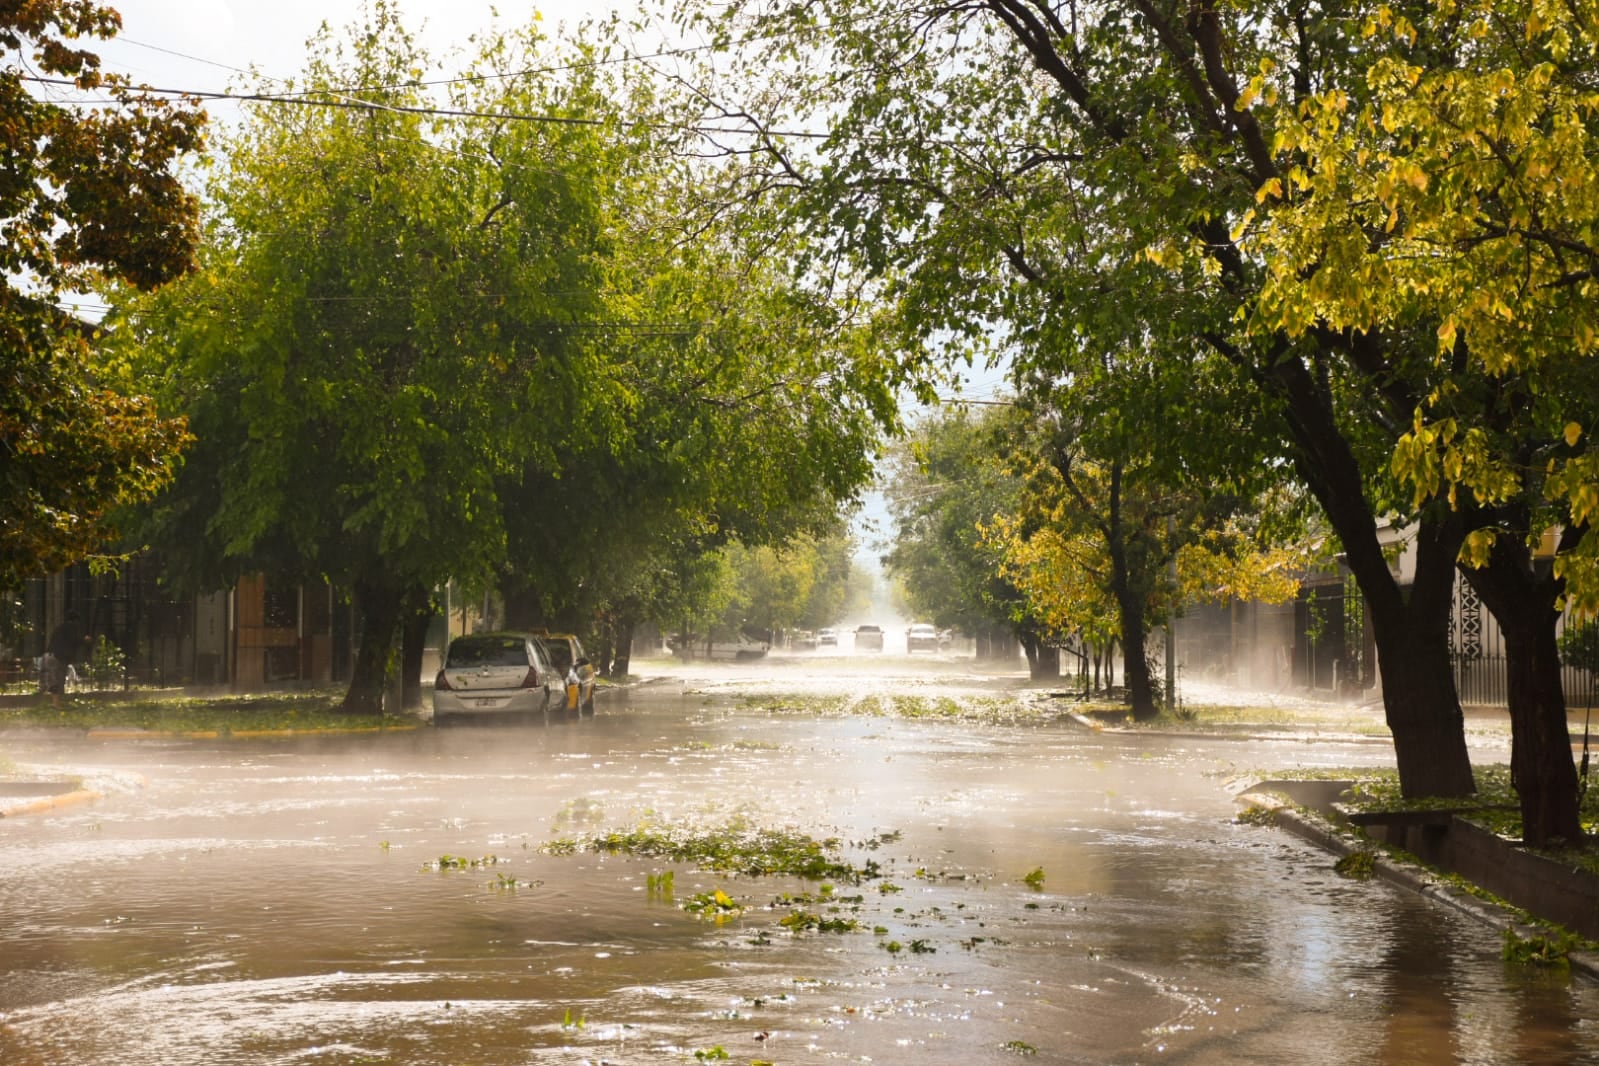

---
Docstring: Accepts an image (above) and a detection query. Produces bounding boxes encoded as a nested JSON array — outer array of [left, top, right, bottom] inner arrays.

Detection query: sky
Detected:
[[98, 2, 621, 94]]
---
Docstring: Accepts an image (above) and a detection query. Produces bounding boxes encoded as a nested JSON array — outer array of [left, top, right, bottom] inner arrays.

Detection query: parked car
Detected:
[[791, 629, 818, 651], [668, 631, 770, 661], [534, 631, 598, 714], [854, 624, 884, 651], [817, 627, 839, 647], [906, 623, 940, 652], [432, 632, 557, 723]]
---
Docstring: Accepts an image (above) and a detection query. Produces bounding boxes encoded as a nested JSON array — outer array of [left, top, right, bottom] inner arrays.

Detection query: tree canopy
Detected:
[[120, 2, 897, 707], [0, 0, 203, 588]]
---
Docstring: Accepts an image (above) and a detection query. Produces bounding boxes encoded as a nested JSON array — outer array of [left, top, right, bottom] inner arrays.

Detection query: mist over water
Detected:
[[0, 652, 1591, 1064]]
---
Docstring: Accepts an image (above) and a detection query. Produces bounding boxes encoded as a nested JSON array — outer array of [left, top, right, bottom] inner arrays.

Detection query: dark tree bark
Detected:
[[1461, 526, 1583, 846], [607, 610, 637, 678], [399, 585, 435, 712], [341, 576, 403, 715], [1021, 632, 1060, 680], [974, 0, 1479, 789], [1268, 356, 1478, 798]]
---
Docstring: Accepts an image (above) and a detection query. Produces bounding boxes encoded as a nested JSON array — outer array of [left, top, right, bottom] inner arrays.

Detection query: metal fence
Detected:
[[1448, 580, 1599, 710]]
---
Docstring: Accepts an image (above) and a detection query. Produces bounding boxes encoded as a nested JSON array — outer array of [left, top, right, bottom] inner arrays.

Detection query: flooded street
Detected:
[[2, 654, 1595, 1065]]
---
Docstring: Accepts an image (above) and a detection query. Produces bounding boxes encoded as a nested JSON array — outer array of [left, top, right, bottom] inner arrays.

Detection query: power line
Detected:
[[934, 396, 1015, 406], [22, 74, 828, 139]]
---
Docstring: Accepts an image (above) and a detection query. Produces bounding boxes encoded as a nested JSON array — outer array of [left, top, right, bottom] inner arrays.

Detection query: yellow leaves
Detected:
[[1237, 73, 1270, 113], [1142, 241, 1185, 270], [1254, 178, 1282, 204], [1177, 539, 1308, 606], [1364, 5, 1418, 45], [1458, 528, 1498, 569], [1569, 480, 1599, 527], [1566, 422, 1583, 447]]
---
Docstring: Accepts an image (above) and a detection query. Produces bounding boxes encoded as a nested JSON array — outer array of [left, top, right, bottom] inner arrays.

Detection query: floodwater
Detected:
[[1, 653, 1594, 1065]]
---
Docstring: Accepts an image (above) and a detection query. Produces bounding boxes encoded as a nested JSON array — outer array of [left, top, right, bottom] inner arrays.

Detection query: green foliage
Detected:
[[1235, 806, 1278, 827], [0, 1, 203, 586], [424, 854, 504, 872], [1559, 621, 1599, 673], [1021, 867, 1045, 890], [1333, 851, 1377, 881], [0, 690, 414, 733], [84, 636, 125, 690], [882, 407, 1027, 639], [682, 889, 744, 923], [122, 4, 606, 601], [548, 822, 878, 882], [646, 870, 675, 899], [779, 910, 860, 934], [1501, 928, 1574, 969]]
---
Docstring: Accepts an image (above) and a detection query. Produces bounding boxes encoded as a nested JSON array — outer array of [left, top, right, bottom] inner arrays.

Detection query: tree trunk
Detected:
[[1269, 355, 1477, 797], [610, 618, 634, 678], [1460, 530, 1582, 846], [502, 582, 541, 631], [1021, 633, 1059, 680], [399, 586, 434, 712], [1107, 536, 1158, 720], [342, 577, 403, 715]]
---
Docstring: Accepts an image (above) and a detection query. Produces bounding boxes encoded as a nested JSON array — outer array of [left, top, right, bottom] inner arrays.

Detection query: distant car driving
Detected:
[[854, 624, 884, 651], [433, 632, 557, 723], [906, 623, 939, 652], [817, 627, 839, 647]]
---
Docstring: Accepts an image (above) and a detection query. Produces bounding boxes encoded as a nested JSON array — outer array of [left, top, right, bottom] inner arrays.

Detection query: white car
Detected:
[[907, 623, 940, 652], [432, 632, 557, 723], [817, 628, 839, 647], [854, 624, 884, 651], [669, 633, 770, 661]]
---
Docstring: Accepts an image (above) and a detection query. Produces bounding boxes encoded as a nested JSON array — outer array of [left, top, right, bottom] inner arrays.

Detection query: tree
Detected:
[[0, 1, 202, 588], [124, 5, 900, 709], [883, 406, 1046, 669], [1242, 1, 1597, 844], [487, 21, 896, 663], [692, 0, 1482, 799], [122, 4, 612, 712]]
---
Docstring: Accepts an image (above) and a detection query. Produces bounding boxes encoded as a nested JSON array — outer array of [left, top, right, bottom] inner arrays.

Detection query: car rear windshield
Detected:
[[447, 637, 529, 668], [857, 626, 881, 632]]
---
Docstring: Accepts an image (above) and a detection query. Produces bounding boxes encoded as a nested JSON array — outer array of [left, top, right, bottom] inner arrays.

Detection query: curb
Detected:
[[0, 787, 102, 818], [1246, 795, 1599, 983], [1063, 709, 1393, 745], [83, 724, 424, 740]]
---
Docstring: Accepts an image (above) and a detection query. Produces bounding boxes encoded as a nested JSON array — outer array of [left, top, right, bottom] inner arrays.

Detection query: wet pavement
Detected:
[[0, 652, 1594, 1064]]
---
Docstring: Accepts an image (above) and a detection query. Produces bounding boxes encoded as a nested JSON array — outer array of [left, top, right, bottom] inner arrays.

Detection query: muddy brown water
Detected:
[[1, 655, 1595, 1065]]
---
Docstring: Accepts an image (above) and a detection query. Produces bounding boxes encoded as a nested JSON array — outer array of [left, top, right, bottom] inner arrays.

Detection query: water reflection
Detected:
[[0, 668, 1593, 1064]]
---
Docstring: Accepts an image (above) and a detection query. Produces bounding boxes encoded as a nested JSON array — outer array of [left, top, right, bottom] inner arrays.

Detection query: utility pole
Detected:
[[1165, 514, 1177, 712]]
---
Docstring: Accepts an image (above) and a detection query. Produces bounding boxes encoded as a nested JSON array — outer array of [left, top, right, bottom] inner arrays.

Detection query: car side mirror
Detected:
[[575, 658, 590, 668]]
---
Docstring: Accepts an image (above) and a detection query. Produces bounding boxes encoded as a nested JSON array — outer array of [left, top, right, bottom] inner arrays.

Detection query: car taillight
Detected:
[[521, 667, 542, 688], [434, 670, 451, 691]]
